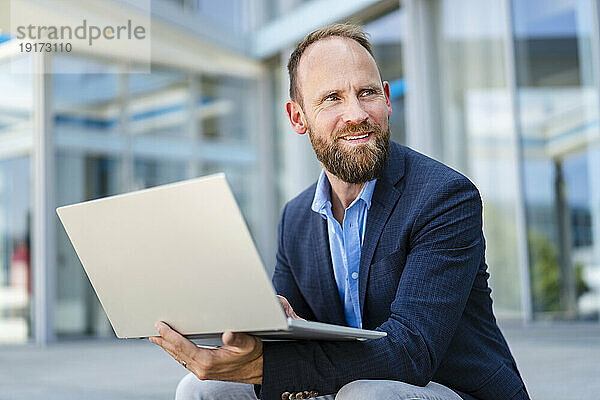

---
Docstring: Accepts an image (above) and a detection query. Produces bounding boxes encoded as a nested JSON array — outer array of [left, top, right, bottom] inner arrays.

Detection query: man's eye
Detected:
[[324, 94, 340, 101], [361, 89, 375, 96]]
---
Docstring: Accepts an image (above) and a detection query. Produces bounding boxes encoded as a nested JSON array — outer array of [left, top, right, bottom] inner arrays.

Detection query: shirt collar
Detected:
[[358, 176, 377, 210], [311, 170, 331, 215], [311, 169, 377, 215]]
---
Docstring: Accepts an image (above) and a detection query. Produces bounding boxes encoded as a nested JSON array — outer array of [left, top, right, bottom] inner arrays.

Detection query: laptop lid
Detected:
[[56, 174, 288, 338]]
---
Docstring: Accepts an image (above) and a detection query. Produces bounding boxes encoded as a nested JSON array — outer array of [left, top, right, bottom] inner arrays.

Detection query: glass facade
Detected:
[[365, 7, 406, 144], [1, 0, 599, 344], [438, 0, 524, 317], [513, 0, 600, 319], [0, 55, 33, 343], [165, 0, 248, 32], [51, 54, 260, 339], [0, 57, 33, 137], [0, 157, 32, 343]]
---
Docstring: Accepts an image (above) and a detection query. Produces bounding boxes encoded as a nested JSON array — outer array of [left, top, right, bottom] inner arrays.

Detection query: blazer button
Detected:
[[281, 392, 291, 399]]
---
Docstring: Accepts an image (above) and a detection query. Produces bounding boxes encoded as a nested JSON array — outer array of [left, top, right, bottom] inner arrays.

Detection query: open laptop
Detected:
[[56, 174, 386, 345]]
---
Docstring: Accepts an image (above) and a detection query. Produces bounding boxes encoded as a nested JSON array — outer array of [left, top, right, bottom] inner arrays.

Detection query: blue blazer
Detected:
[[261, 142, 529, 400]]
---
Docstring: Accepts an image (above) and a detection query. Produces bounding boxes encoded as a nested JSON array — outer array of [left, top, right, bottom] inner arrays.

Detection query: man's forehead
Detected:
[[296, 36, 380, 96], [302, 36, 365, 61]]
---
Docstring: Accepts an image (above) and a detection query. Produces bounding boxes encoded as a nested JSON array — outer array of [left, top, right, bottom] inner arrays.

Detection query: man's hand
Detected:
[[149, 322, 263, 384], [277, 295, 304, 320]]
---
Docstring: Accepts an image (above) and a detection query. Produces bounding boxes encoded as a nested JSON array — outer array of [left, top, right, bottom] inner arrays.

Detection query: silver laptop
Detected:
[[56, 174, 386, 344]]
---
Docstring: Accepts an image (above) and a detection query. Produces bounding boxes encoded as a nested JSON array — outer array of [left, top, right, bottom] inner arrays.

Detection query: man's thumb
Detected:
[[222, 331, 250, 349]]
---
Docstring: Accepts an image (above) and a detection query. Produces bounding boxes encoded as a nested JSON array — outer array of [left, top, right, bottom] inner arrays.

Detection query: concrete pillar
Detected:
[[554, 160, 577, 316], [32, 53, 56, 344], [252, 69, 279, 271], [401, 0, 444, 161]]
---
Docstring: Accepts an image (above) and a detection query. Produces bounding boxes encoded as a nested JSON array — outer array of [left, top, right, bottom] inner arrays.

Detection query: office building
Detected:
[[0, 0, 598, 344]]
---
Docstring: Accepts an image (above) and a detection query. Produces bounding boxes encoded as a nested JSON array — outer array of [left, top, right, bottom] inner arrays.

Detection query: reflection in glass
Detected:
[[166, 0, 246, 32], [129, 68, 188, 138], [195, 0, 245, 32], [513, 0, 600, 320], [365, 8, 406, 144], [0, 58, 33, 137], [0, 157, 31, 343], [201, 75, 250, 142], [0, 55, 33, 344], [439, 0, 523, 316], [53, 55, 120, 136], [134, 159, 187, 189]]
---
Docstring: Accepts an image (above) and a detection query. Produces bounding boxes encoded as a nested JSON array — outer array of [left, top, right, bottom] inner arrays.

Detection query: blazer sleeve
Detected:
[[259, 177, 484, 400], [271, 203, 316, 321]]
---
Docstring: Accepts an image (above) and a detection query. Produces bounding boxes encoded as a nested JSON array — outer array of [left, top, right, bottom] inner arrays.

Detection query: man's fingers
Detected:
[[222, 331, 251, 349], [155, 321, 182, 340], [221, 332, 262, 360], [149, 335, 161, 345], [155, 322, 194, 348], [152, 321, 202, 363], [277, 295, 303, 319], [285, 305, 304, 320], [151, 324, 263, 384], [152, 337, 182, 361]]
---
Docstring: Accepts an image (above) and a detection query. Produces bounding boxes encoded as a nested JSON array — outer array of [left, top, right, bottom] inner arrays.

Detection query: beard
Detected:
[[308, 120, 391, 184]]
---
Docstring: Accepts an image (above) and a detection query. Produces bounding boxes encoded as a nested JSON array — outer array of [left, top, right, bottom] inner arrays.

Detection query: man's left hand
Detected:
[[149, 321, 263, 384]]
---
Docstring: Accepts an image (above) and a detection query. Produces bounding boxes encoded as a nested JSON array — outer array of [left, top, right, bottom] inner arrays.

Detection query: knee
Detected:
[[335, 380, 413, 400], [175, 373, 205, 400], [336, 380, 386, 400], [175, 374, 254, 400]]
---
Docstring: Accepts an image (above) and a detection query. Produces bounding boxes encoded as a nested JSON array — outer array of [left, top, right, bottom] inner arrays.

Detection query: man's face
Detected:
[[295, 37, 392, 184]]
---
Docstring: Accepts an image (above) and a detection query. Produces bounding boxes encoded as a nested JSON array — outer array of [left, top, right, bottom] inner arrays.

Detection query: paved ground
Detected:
[[0, 322, 599, 400], [501, 322, 600, 399]]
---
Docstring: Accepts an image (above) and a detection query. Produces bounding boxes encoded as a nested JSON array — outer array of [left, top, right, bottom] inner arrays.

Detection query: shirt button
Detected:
[[351, 272, 358, 279]]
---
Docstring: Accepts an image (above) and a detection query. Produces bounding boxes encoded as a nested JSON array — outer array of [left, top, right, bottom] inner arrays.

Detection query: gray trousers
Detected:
[[175, 373, 463, 400]]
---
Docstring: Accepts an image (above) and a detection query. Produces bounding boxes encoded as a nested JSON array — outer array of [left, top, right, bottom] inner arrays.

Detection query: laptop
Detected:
[[56, 173, 386, 345]]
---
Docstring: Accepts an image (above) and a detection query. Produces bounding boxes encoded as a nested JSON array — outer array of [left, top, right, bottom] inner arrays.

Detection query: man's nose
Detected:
[[341, 97, 369, 124]]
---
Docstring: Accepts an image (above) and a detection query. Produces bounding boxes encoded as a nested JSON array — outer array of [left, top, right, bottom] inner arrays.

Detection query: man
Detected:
[[150, 24, 530, 400]]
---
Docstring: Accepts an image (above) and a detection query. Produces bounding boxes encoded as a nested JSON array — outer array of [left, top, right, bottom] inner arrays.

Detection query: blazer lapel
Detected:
[[311, 213, 346, 325], [358, 143, 406, 317]]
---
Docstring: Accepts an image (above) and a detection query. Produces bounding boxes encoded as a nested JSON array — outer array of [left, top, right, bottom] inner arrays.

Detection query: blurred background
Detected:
[[0, 0, 599, 378]]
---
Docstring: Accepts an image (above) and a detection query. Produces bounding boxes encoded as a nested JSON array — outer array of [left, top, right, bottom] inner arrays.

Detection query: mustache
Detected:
[[335, 121, 382, 139]]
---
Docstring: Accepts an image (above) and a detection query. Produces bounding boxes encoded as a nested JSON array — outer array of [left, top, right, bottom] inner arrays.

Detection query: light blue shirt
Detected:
[[310, 170, 377, 328]]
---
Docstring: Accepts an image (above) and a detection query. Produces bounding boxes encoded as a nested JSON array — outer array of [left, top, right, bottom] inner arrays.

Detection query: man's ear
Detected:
[[285, 100, 308, 135], [382, 81, 393, 117]]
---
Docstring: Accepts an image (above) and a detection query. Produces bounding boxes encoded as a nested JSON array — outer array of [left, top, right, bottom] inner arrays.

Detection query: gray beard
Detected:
[[308, 122, 391, 184]]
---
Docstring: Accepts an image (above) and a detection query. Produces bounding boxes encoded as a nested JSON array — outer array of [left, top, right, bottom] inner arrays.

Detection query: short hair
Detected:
[[287, 23, 374, 106]]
